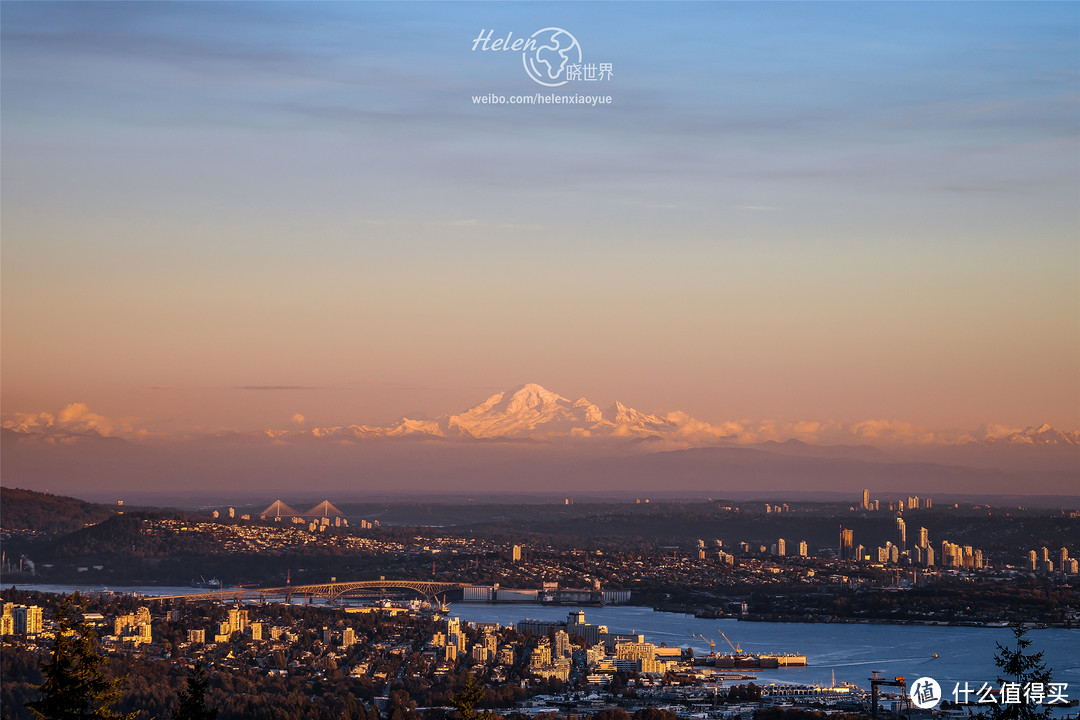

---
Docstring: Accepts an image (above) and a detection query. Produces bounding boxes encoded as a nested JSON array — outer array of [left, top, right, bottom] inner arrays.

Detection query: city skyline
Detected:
[[2, 3, 1077, 492]]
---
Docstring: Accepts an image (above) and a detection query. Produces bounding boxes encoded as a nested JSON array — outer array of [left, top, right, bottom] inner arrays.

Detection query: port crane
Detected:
[[719, 630, 743, 654], [695, 634, 716, 650], [869, 671, 907, 719]]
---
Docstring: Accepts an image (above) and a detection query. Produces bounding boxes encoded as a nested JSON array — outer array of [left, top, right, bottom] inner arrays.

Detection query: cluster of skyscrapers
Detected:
[[1029, 547, 1078, 574], [0, 602, 42, 636], [860, 489, 932, 512]]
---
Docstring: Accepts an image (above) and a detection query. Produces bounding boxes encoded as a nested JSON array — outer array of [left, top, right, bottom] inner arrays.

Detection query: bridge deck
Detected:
[[153, 580, 464, 602]]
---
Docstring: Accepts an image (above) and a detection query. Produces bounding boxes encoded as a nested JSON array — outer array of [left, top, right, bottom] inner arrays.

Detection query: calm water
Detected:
[[12, 585, 1079, 698], [446, 603, 1080, 694]]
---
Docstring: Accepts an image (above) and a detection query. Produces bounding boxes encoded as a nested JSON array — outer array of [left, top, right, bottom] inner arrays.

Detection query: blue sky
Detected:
[[2, 1, 1078, 433]]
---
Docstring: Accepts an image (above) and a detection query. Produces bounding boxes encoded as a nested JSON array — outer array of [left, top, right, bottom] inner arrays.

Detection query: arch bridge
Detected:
[[155, 580, 464, 604]]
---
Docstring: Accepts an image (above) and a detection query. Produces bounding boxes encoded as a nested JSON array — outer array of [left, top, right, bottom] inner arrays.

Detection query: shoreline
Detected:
[[7, 581, 1079, 631]]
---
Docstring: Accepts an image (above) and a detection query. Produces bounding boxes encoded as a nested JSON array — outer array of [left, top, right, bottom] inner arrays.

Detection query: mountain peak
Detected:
[[506, 383, 565, 409]]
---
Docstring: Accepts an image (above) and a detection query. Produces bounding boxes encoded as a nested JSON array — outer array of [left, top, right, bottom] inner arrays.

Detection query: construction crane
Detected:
[[696, 634, 716, 650], [232, 584, 255, 606], [719, 631, 743, 654]]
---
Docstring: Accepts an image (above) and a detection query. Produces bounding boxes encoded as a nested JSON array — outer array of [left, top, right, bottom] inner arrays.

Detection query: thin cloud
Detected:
[[236, 385, 320, 391]]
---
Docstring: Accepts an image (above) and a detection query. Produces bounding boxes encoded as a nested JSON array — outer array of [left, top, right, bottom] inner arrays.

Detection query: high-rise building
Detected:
[[798, 540, 808, 557], [1060, 547, 1070, 569], [776, 538, 786, 557], [249, 623, 263, 641], [530, 642, 552, 667], [1029, 550, 1038, 571], [554, 630, 570, 658], [137, 623, 152, 645], [840, 527, 854, 560], [228, 607, 248, 634], [896, 518, 907, 552], [12, 606, 43, 635], [188, 629, 205, 644], [918, 527, 929, 549], [342, 627, 355, 647], [511, 545, 522, 563], [862, 489, 870, 510]]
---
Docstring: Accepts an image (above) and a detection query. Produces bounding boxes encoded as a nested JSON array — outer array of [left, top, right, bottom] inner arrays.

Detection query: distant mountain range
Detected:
[[282, 382, 1078, 448], [2, 384, 1076, 496]]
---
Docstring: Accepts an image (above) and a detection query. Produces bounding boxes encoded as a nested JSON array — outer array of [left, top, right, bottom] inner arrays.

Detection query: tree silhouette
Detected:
[[26, 592, 136, 720], [978, 625, 1053, 720], [173, 662, 217, 720], [449, 675, 486, 720]]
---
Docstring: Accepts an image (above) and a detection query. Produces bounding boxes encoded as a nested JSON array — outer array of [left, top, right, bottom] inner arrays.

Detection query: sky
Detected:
[[2, 1, 1078, 440]]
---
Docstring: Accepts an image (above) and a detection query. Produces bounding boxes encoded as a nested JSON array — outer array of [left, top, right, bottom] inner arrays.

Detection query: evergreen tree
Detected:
[[173, 662, 217, 720], [449, 676, 486, 720], [26, 592, 136, 720], [978, 625, 1053, 720]]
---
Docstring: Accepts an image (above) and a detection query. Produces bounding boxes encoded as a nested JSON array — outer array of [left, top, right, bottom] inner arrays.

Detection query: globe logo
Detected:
[[522, 27, 581, 87]]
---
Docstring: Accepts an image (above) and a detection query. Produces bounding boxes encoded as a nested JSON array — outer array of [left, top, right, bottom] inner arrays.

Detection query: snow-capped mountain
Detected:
[[288, 384, 1079, 447], [982, 424, 1080, 446], [303, 383, 681, 441], [445, 383, 676, 439]]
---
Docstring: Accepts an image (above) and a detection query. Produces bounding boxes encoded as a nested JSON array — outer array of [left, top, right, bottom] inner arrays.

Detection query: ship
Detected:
[[714, 652, 808, 669], [709, 630, 806, 669], [190, 576, 221, 589]]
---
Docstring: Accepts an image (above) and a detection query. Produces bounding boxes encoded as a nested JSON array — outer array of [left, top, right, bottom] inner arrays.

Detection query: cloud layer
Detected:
[[4, 389, 1076, 449]]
